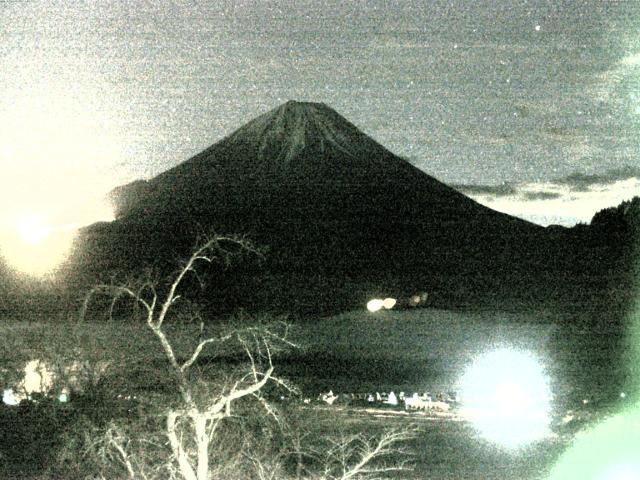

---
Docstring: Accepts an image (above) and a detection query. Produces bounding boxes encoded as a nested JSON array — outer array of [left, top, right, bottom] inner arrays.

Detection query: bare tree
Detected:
[[80, 235, 417, 480], [243, 427, 416, 480], [313, 429, 416, 480], [82, 235, 295, 480]]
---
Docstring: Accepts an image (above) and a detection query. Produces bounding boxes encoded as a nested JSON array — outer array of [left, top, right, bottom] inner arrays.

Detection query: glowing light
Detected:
[[0, 82, 124, 272], [382, 298, 397, 309], [367, 299, 384, 312], [2, 388, 18, 406], [58, 388, 69, 403], [0, 197, 113, 277], [0, 217, 77, 277], [547, 404, 640, 479], [21, 360, 55, 395], [459, 348, 552, 449], [17, 215, 51, 245], [409, 292, 429, 306]]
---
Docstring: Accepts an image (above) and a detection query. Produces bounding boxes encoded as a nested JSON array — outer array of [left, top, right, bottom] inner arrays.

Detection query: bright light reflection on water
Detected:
[[459, 348, 552, 449]]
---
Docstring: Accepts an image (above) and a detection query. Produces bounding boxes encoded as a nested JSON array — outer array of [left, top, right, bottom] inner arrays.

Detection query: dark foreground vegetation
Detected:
[[1, 205, 638, 479], [1, 237, 422, 480], [1, 297, 635, 479]]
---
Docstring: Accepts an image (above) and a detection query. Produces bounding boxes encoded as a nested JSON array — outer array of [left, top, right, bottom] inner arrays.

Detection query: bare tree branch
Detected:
[[80, 234, 294, 480], [318, 429, 417, 480], [179, 333, 234, 373], [81, 284, 153, 323], [167, 412, 198, 480], [105, 424, 137, 480]]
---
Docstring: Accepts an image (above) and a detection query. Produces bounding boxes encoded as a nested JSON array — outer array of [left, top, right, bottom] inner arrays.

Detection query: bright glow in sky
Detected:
[[0, 197, 114, 277], [0, 2, 125, 276], [0, 94, 123, 211], [17, 215, 51, 246], [459, 348, 552, 449], [0, 82, 119, 276], [0, 218, 75, 277], [600, 462, 640, 480]]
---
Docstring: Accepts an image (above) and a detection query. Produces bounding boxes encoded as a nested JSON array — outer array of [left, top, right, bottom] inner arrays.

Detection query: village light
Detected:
[[366, 299, 384, 312], [458, 348, 552, 449], [2, 388, 19, 406], [382, 298, 397, 309]]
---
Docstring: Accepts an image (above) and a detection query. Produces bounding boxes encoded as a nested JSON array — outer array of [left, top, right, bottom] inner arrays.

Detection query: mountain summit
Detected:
[[221, 100, 400, 169], [115, 100, 530, 225], [90, 101, 548, 311], [145, 100, 455, 196]]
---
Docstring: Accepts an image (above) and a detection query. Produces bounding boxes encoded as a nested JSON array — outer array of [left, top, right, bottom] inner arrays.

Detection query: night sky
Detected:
[[1, 0, 640, 228]]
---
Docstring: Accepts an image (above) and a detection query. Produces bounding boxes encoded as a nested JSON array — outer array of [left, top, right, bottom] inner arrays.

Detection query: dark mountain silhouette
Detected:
[[67, 101, 636, 313], [107, 179, 152, 219]]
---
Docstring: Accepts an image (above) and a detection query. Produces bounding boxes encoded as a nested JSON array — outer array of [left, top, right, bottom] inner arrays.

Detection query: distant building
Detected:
[[385, 391, 398, 406]]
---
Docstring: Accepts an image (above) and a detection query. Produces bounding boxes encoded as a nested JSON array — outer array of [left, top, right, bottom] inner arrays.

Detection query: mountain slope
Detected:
[[78, 101, 553, 311], [119, 101, 534, 225]]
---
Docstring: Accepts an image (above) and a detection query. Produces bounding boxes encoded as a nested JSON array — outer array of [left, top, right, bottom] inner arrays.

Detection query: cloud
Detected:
[[452, 183, 517, 197], [521, 191, 562, 201], [455, 166, 640, 226], [555, 166, 640, 191], [542, 126, 579, 141], [591, 49, 640, 111], [621, 52, 640, 67]]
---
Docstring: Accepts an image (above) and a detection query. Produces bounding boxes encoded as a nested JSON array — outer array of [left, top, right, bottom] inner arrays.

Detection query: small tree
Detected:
[[82, 235, 295, 480]]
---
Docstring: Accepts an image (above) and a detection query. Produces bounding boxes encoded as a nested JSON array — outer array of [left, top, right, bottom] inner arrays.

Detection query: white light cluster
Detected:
[[366, 298, 397, 312]]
